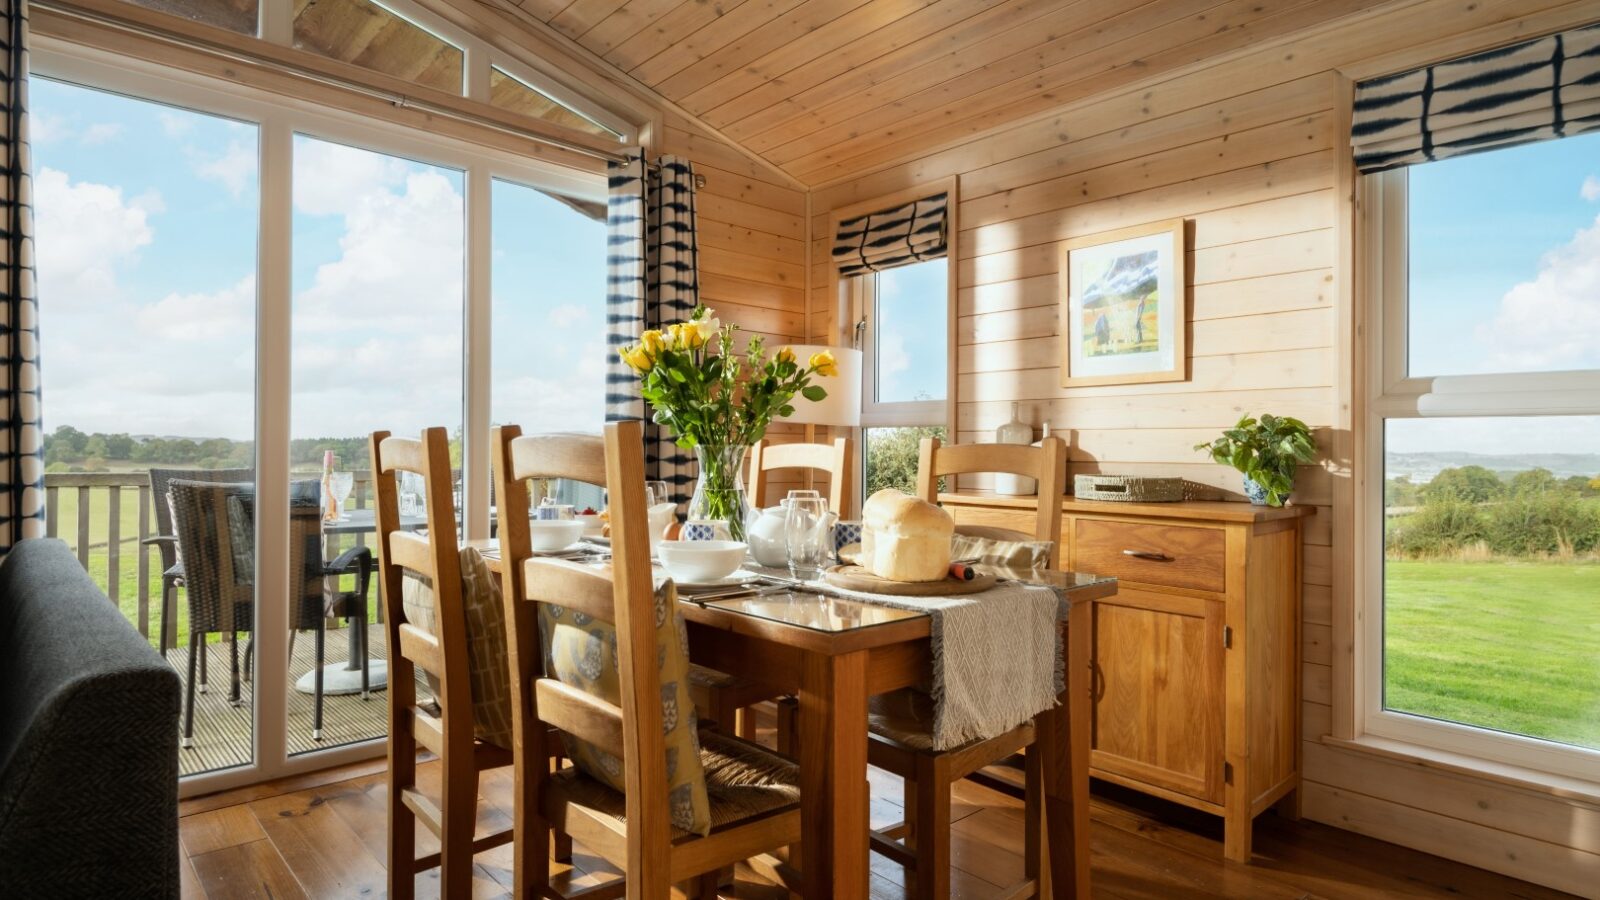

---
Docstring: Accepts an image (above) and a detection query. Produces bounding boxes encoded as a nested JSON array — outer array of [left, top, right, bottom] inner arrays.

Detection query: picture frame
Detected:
[[1058, 218, 1188, 387]]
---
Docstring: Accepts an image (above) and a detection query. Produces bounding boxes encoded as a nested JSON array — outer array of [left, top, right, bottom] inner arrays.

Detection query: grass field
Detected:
[[1385, 558, 1600, 748]]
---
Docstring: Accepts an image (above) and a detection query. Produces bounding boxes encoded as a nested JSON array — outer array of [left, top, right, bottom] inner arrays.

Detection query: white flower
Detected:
[[693, 315, 721, 344]]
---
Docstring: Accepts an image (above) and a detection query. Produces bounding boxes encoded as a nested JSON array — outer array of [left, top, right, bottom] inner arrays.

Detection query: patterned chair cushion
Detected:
[[540, 578, 712, 836], [400, 547, 515, 750], [950, 527, 1054, 569]]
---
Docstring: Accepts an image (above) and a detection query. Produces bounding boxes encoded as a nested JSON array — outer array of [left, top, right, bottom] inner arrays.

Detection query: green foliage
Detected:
[[1385, 476, 1422, 507], [1420, 465, 1504, 504], [1507, 467, 1559, 497], [865, 426, 946, 497], [1388, 497, 1488, 556], [1484, 491, 1600, 555], [1193, 413, 1317, 507]]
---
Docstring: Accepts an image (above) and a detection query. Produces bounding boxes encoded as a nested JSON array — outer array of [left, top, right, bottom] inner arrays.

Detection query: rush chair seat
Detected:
[[370, 427, 515, 900], [491, 421, 802, 900], [691, 436, 854, 751], [865, 435, 1067, 900]]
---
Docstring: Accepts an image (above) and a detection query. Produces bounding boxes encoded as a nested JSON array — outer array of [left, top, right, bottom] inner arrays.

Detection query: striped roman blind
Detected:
[[832, 192, 948, 277], [1351, 21, 1600, 174]]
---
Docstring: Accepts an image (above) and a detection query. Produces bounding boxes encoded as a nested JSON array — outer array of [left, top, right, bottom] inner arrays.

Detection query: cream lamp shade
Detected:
[[782, 345, 861, 427]]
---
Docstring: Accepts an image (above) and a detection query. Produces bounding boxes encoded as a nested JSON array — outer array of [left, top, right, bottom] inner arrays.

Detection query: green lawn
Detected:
[[1384, 559, 1600, 748]]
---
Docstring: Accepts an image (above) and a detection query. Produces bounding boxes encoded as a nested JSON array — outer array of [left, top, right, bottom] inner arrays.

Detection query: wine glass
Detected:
[[645, 480, 671, 508], [785, 495, 830, 582], [329, 471, 354, 520]]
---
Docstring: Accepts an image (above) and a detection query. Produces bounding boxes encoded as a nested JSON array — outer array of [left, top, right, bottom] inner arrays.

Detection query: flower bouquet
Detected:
[[618, 306, 837, 540]]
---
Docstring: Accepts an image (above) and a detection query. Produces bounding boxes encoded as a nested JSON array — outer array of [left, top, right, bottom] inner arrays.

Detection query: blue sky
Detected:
[[31, 76, 605, 445], [874, 257, 947, 403]]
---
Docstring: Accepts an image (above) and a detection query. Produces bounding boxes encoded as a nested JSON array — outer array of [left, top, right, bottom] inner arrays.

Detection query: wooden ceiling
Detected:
[[506, 0, 1398, 186]]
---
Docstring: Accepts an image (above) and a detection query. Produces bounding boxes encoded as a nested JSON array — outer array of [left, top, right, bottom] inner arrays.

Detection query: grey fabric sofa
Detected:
[[0, 538, 181, 898]]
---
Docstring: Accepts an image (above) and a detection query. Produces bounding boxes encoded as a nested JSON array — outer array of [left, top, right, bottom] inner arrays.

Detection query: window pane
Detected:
[[293, 0, 463, 95], [1383, 416, 1600, 750], [1407, 132, 1600, 377], [874, 258, 947, 404], [33, 78, 261, 777], [489, 67, 620, 141], [290, 135, 465, 754], [490, 177, 607, 509], [864, 426, 946, 496], [122, 0, 258, 34]]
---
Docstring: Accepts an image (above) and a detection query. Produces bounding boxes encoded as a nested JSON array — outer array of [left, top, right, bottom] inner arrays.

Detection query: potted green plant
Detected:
[[617, 306, 836, 540], [1194, 414, 1317, 507]]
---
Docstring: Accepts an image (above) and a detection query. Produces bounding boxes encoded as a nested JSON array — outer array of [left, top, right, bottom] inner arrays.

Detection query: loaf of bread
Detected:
[[860, 489, 954, 582]]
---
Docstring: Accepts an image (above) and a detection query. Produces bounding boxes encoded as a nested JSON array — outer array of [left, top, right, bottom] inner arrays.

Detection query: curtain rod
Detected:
[[31, 0, 638, 166]]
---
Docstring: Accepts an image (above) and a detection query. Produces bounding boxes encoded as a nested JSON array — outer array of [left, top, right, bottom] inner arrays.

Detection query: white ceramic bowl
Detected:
[[657, 540, 748, 583], [574, 513, 605, 536], [528, 519, 585, 553]]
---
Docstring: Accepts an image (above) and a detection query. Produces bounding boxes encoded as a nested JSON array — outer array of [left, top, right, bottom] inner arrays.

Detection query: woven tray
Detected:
[[1074, 474, 1184, 502]]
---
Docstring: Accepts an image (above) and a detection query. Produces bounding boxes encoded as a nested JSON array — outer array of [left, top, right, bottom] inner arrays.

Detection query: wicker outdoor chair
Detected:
[[145, 467, 252, 668], [168, 480, 373, 748]]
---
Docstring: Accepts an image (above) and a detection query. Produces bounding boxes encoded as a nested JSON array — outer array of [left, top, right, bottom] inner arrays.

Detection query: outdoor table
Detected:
[[470, 539, 1117, 899]]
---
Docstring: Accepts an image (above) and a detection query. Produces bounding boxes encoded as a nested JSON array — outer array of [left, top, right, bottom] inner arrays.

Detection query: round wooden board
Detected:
[[822, 564, 996, 596]]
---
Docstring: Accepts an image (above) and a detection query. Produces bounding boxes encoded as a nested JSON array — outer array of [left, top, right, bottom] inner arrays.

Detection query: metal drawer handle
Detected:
[[1122, 549, 1174, 562]]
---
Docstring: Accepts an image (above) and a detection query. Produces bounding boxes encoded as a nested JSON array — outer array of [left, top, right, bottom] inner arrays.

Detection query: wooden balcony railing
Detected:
[[43, 470, 377, 644]]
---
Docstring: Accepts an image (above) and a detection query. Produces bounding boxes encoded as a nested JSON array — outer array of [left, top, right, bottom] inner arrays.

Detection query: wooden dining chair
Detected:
[[747, 436, 852, 512], [370, 427, 513, 900], [492, 420, 803, 900], [866, 435, 1066, 899]]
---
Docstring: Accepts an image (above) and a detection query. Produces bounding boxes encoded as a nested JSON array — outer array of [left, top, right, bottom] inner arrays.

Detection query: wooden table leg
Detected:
[[1035, 607, 1092, 899], [798, 648, 869, 900]]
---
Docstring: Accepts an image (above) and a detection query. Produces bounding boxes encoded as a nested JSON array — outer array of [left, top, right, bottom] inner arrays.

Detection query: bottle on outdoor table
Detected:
[[321, 450, 337, 522]]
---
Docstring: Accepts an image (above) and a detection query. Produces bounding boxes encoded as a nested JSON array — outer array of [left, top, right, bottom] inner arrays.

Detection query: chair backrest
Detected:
[[167, 480, 255, 635], [748, 437, 852, 513], [148, 467, 253, 571], [368, 428, 470, 758], [491, 420, 673, 874], [915, 437, 1067, 567], [228, 485, 334, 630]]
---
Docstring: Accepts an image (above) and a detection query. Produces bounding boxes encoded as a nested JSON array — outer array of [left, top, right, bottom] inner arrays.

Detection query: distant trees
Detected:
[[42, 425, 457, 475], [1389, 464, 1600, 559], [864, 426, 946, 497]]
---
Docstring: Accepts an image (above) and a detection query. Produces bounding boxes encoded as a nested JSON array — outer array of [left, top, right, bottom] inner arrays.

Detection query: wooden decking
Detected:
[[175, 708, 1580, 900], [170, 624, 395, 777]]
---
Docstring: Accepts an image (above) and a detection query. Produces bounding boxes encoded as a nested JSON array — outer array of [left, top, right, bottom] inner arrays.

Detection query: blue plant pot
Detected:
[[1243, 475, 1269, 506]]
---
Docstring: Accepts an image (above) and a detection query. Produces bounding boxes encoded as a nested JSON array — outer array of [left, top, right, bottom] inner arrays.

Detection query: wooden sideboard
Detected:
[[939, 492, 1314, 862]]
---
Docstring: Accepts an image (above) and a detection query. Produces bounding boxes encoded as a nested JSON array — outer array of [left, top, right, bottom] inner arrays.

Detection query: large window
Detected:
[[1368, 132, 1600, 779]]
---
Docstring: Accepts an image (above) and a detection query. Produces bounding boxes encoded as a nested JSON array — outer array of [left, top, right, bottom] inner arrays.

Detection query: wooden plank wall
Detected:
[[805, 1, 1600, 894], [658, 114, 816, 501]]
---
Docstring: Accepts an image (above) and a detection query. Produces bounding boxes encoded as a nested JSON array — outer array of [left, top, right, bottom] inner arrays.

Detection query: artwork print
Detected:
[[1058, 220, 1187, 387]]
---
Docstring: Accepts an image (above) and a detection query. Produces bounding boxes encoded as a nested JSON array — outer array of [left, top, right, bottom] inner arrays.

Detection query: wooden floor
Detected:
[[176, 710, 1578, 900], [170, 624, 395, 776]]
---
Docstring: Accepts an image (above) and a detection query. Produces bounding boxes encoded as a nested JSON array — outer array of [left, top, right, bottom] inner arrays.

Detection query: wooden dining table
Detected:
[[471, 540, 1117, 899]]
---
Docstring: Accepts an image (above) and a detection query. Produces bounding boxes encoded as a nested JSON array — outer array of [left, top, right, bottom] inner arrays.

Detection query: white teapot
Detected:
[[745, 504, 791, 567]]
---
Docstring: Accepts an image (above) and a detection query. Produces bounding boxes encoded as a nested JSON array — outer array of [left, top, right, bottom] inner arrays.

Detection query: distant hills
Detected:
[[1387, 451, 1600, 483]]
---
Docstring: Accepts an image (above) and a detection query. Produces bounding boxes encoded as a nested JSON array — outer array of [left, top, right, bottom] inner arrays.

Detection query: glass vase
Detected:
[[687, 445, 751, 543]]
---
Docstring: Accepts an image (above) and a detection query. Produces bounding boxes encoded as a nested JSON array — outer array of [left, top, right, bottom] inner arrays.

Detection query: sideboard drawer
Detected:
[[1072, 518, 1226, 593]]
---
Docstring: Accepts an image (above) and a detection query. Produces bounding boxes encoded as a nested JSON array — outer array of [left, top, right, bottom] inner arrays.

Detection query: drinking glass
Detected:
[[645, 480, 670, 508], [329, 471, 354, 520], [399, 471, 426, 517], [785, 495, 830, 581]]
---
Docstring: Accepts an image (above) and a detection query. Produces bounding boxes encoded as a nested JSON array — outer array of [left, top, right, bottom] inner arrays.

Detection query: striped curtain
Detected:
[[603, 150, 699, 509], [0, 0, 42, 554], [832, 192, 948, 277], [1352, 21, 1600, 174]]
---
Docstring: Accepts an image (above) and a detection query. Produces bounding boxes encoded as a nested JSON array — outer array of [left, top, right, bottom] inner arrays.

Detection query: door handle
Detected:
[[1122, 549, 1174, 562]]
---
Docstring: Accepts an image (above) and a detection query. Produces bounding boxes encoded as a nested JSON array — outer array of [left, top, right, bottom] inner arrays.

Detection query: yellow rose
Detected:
[[808, 350, 838, 377], [622, 346, 653, 372], [640, 329, 666, 355], [775, 346, 796, 365]]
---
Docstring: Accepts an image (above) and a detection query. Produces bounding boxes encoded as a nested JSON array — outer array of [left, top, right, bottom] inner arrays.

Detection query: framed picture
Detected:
[[1057, 219, 1187, 387]]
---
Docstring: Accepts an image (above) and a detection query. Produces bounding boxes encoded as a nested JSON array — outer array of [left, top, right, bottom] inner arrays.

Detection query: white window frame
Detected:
[[852, 259, 952, 429], [1362, 166, 1600, 784], [34, 29, 607, 798]]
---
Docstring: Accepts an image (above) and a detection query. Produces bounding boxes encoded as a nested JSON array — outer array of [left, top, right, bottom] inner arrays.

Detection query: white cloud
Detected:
[[1476, 212, 1600, 371], [194, 140, 257, 198], [547, 303, 588, 328], [137, 274, 256, 341], [158, 112, 193, 138], [80, 123, 123, 145], [33, 166, 155, 311], [31, 114, 71, 145], [292, 139, 409, 217], [1582, 175, 1600, 203]]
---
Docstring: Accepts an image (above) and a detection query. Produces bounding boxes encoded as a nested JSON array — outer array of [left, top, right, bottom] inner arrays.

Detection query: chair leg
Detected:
[[903, 775, 918, 851], [313, 621, 326, 741], [775, 696, 798, 757], [388, 733, 417, 900], [182, 632, 200, 749], [288, 628, 297, 663], [198, 631, 208, 693], [693, 870, 720, 899], [159, 581, 175, 658], [438, 770, 479, 900], [243, 638, 253, 683], [736, 705, 758, 741], [911, 755, 951, 900], [1024, 747, 1049, 898], [359, 610, 371, 700], [228, 631, 242, 706], [549, 755, 573, 864]]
